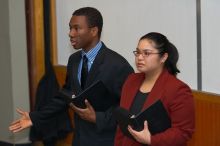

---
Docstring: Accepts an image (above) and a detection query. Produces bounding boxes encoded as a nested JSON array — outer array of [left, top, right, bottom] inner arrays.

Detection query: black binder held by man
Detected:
[[113, 100, 171, 139], [58, 80, 113, 111]]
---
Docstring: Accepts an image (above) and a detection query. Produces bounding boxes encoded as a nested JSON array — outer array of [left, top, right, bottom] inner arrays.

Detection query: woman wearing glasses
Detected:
[[114, 32, 195, 146]]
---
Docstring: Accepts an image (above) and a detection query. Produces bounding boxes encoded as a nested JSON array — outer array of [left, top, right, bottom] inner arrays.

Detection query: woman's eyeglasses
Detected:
[[133, 50, 161, 57]]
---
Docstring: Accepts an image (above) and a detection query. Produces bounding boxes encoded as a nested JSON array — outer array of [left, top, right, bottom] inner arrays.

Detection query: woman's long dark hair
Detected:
[[140, 32, 180, 75]]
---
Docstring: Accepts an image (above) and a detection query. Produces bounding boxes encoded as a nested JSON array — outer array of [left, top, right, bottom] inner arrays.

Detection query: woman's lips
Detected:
[[137, 63, 145, 68]]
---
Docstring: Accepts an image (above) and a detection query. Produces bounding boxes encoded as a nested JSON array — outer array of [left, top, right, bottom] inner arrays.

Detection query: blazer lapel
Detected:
[[122, 73, 145, 110], [86, 45, 106, 86], [142, 69, 170, 110], [71, 53, 82, 94]]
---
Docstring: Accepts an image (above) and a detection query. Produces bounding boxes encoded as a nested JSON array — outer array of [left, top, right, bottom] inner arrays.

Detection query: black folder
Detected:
[[114, 100, 171, 138], [58, 80, 111, 111]]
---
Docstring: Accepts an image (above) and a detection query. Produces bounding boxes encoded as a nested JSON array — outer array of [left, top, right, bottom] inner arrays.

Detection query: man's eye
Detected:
[[75, 27, 81, 31]]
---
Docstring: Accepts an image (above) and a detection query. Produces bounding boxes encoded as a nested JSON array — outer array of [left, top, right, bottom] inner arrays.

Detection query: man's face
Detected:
[[69, 15, 95, 52]]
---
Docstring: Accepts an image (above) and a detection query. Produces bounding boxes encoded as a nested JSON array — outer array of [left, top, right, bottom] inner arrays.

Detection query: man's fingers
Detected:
[[9, 123, 21, 131], [16, 108, 25, 115], [70, 103, 84, 114], [84, 99, 92, 109], [9, 121, 24, 133], [12, 126, 24, 133], [69, 103, 75, 109], [10, 119, 20, 125]]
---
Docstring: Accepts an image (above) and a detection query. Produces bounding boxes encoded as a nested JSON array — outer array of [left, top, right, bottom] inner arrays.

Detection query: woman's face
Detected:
[[134, 39, 167, 74]]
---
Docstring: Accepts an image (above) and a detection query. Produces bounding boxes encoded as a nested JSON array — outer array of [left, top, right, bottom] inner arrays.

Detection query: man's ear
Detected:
[[91, 27, 98, 37]]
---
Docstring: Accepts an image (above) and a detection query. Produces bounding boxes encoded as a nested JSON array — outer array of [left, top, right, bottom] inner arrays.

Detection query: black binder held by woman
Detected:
[[113, 100, 171, 138]]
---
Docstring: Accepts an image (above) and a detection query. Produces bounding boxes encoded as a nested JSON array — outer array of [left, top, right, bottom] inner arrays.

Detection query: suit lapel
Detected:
[[71, 52, 82, 94], [86, 45, 106, 87], [122, 73, 145, 110], [70, 43, 106, 93], [142, 69, 170, 110]]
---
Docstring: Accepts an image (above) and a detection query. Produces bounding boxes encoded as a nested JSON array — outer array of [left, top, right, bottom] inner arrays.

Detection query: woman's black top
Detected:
[[130, 90, 149, 115]]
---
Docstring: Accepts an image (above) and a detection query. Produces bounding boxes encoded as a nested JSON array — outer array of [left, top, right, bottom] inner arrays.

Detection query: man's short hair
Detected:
[[73, 7, 103, 38]]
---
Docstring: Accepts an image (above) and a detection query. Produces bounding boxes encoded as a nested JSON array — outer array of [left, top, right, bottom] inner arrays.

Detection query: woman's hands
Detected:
[[128, 121, 151, 145]]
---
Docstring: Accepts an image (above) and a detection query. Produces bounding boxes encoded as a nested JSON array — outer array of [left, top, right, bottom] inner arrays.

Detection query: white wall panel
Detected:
[[56, 0, 197, 89], [201, 0, 220, 94]]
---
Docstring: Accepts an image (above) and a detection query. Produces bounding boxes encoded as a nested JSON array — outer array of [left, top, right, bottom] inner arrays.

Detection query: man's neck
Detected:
[[83, 39, 100, 53]]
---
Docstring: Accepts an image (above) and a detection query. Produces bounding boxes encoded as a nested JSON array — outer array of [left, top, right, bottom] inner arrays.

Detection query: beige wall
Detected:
[[0, 0, 30, 144]]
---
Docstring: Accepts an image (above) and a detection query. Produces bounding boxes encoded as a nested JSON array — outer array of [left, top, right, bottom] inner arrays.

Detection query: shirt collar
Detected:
[[81, 41, 102, 63]]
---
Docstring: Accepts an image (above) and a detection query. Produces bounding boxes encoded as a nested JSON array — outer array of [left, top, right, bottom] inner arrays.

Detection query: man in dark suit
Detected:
[[9, 7, 134, 146]]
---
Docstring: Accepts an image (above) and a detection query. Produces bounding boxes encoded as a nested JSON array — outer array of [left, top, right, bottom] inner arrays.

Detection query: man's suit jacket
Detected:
[[30, 42, 134, 146], [114, 69, 195, 146], [65, 43, 134, 146]]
